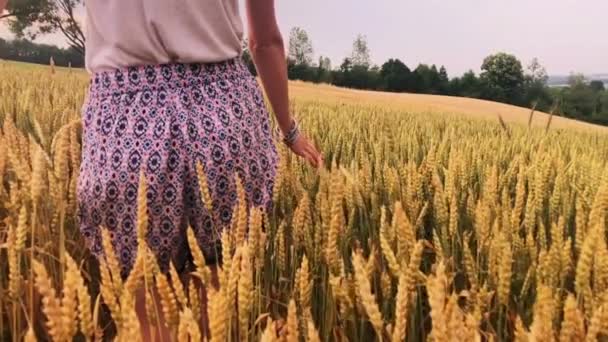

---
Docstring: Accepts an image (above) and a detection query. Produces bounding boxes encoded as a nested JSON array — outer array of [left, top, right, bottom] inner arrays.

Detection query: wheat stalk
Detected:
[[238, 243, 253, 340], [352, 250, 385, 339], [32, 260, 63, 340]]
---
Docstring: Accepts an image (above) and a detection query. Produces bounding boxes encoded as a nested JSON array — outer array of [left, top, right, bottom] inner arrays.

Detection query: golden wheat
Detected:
[[2, 61, 608, 341]]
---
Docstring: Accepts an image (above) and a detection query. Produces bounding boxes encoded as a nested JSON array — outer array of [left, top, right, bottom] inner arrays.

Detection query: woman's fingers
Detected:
[[295, 146, 313, 166], [289, 135, 323, 169], [306, 144, 322, 167], [304, 148, 320, 168], [305, 150, 319, 168]]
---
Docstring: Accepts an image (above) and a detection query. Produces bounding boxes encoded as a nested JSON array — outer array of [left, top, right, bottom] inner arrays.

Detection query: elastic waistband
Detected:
[[88, 58, 248, 97]]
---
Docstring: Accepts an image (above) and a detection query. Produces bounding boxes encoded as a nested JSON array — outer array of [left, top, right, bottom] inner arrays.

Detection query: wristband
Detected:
[[276, 119, 300, 146]]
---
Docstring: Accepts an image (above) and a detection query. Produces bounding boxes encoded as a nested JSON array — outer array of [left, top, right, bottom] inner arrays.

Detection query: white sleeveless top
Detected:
[[85, 0, 244, 73]]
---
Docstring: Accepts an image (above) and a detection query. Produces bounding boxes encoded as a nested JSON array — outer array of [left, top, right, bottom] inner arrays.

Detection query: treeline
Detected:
[[0, 38, 84, 68], [2, 35, 606, 125], [251, 27, 608, 126]]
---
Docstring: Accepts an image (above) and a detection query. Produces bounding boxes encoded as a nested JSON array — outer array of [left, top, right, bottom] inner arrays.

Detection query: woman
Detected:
[[47, 0, 319, 338], [76, 0, 322, 276]]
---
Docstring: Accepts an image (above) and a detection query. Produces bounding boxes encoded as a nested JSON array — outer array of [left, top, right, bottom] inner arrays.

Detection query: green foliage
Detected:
[[334, 60, 380, 90], [449, 70, 483, 98], [523, 59, 552, 111], [379, 58, 412, 92], [413, 64, 442, 94], [0, 38, 83, 67], [315, 56, 332, 83], [438, 66, 449, 93], [600, 92, 608, 119], [590, 80, 605, 92], [527, 58, 549, 84], [558, 77, 607, 121], [480, 52, 525, 104], [287, 27, 316, 82], [5, 0, 85, 54]]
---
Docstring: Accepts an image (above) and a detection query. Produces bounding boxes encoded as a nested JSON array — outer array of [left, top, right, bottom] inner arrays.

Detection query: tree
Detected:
[[288, 27, 314, 66], [588, 81, 606, 118], [319, 56, 332, 71], [315, 56, 332, 83], [448, 77, 462, 96], [349, 64, 378, 89], [590, 80, 605, 92], [523, 58, 552, 110], [568, 73, 586, 88], [429, 65, 442, 94], [457, 70, 482, 98], [560, 85, 596, 118], [413, 64, 441, 94], [4, 0, 85, 55], [600, 92, 608, 121], [333, 57, 378, 90], [480, 52, 525, 104], [380, 58, 412, 92], [350, 34, 371, 69], [0, 37, 84, 67], [438, 66, 449, 94], [339, 58, 353, 73], [527, 58, 548, 84], [557, 74, 594, 117]]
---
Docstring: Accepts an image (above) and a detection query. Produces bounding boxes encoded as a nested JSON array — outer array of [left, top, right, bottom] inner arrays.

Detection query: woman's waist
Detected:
[[87, 57, 248, 97]]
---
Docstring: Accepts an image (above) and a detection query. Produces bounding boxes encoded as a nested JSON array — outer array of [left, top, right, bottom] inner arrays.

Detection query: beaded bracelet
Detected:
[[276, 119, 300, 146]]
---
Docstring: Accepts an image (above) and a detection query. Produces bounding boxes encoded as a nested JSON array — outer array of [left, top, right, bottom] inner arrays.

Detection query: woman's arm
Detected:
[[0, 0, 8, 13], [246, 0, 322, 168], [245, 0, 290, 135]]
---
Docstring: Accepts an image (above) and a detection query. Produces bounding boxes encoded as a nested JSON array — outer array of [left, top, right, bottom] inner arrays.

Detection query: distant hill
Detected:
[[548, 74, 608, 87]]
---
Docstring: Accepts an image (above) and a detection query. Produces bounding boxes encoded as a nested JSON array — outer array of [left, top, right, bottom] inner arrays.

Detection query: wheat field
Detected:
[[1, 60, 608, 341]]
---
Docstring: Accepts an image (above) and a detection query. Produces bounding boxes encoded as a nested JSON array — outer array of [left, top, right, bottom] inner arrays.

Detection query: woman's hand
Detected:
[[289, 134, 323, 169]]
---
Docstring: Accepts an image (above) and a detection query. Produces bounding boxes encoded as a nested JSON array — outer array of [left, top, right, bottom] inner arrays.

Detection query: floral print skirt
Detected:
[[77, 58, 278, 277]]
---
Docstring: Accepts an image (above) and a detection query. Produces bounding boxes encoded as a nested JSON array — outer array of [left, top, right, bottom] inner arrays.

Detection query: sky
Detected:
[[1, 0, 607, 77]]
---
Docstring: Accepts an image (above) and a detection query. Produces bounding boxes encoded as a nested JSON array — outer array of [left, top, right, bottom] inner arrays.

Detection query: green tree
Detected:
[[0, 37, 83, 66], [568, 73, 586, 88], [413, 64, 441, 94], [589, 81, 606, 117], [480, 52, 525, 104], [448, 77, 462, 96], [590, 80, 605, 92], [350, 34, 371, 69], [339, 58, 352, 73], [315, 55, 332, 83], [380, 58, 412, 92], [438, 66, 449, 94], [318, 56, 332, 71], [288, 27, 314, 66], [523, 58, 552, 110], [429, 65, 441, 93], [3, 0, 85, 54], [600, 92, 608, 120], [559, 75, 596, 118], [349, 64, 378, 89], [457, 70, 482, 98], [527, 58, 549, 84]]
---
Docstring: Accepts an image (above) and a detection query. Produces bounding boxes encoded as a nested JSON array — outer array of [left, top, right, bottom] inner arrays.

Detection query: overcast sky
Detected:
[[2, 0, 606, 76]]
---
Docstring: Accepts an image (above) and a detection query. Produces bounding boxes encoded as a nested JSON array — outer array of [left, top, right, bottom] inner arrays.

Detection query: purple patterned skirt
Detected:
[[77, 59, 278, 276]]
